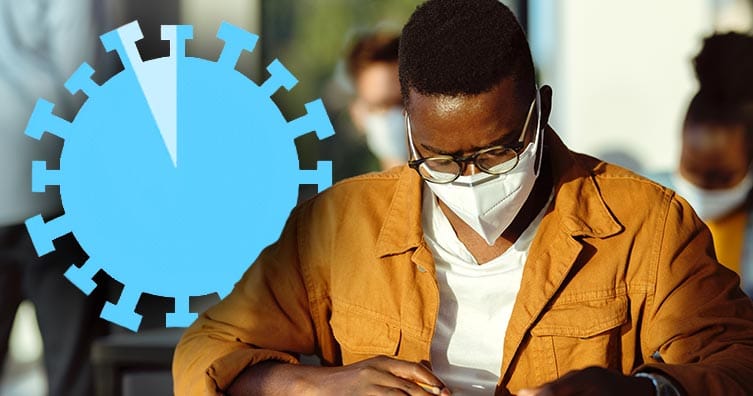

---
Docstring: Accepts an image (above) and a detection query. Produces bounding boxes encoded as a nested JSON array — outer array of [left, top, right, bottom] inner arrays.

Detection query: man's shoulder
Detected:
[[297, 165, 412, 218], [563, 151, 678, 220], [546, 131, 674, 206], [576, 152, 672, 196], [289, 166, 419, 250], [332, 165, 404, 188], [322, 166, 405, 200]]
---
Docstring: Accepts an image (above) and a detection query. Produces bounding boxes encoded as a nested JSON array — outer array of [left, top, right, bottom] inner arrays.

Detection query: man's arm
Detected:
[[635, 193, 753, 394], [517, 192, 753, 396], [226, 357, 449, 396], [172, 197, 449, 396], [172, 205, 318, 395]]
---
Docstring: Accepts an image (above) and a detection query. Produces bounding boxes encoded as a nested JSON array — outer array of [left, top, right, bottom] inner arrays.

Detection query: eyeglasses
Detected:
[[406, 93, 540, 184]]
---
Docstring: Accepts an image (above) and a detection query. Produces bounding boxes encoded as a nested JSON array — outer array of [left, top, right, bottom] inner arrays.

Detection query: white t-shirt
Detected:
[[422, 185, 549, 395]]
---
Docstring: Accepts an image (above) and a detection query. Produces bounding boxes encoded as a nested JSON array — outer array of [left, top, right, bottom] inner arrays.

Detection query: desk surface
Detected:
[[92, 328, 184, 366]]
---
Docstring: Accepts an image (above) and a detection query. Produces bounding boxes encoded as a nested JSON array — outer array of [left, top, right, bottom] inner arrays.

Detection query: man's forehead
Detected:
[[406, 90, 488, 117], [406, 78, 525, 108], [407, 95, 483, 121], [406, 85, 533, 155], [406, 84, 527, 126], [434, 96, 469, 115]]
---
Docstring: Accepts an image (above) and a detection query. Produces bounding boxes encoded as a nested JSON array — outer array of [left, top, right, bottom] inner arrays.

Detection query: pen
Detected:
[[416, 381, 442, 395]]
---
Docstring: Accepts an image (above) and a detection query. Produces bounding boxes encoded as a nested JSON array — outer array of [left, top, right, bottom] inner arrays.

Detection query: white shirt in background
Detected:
[[0, 0, 94, 226]]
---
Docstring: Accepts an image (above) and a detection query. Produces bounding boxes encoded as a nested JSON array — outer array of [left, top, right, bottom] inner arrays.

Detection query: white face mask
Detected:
[[672, 171, 753, 221], [363, 106, 408, 162], [425, 92, 543, 245]]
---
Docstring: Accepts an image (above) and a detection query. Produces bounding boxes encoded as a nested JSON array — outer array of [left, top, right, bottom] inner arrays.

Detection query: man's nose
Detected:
[[462, 162, 479, 177]]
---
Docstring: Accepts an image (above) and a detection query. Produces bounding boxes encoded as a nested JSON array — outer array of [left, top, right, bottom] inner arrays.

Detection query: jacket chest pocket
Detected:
[[330, 309, 401, 364], [528, 295, 628, 380]]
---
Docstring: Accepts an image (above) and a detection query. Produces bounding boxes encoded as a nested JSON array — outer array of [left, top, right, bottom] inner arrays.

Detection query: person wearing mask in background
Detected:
[[346, 30, 406, 170], [0, 1, 107, 395], [174, 1, 753, 395], [652, 32, 753, 298]]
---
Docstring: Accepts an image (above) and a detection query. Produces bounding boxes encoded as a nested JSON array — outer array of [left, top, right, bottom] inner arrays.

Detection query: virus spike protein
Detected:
[[299, 161, 334, 193], [24, 21, 337, 332], [100, 21, 145, 70], [101, 285, 142, 332], [166, 296, 196, 328], [24, 99, 71, 141], [162, 25, 193, 59], [64, 62, 100, 97], [260, 59, 298, 97], [288, 99, 336, 141], [31, 161, 61, 193], [216, 21, 259, 68], [64, 259, 101, 295], [24, 214, 71, 257]]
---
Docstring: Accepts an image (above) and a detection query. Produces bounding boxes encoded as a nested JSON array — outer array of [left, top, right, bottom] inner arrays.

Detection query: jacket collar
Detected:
[[545, 128, 623, 238], [375, 166, 425, 258], [374, 127, 622, 258]]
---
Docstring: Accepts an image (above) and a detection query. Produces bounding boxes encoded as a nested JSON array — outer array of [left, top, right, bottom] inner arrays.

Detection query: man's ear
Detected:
[[539, 85, 553, 126]]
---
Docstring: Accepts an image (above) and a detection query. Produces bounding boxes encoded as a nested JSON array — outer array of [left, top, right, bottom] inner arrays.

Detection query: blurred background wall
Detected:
[[529, 0, 753, 173]]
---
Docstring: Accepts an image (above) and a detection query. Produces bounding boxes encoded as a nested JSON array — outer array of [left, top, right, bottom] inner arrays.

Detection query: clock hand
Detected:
[[105, 22, 191, 167]]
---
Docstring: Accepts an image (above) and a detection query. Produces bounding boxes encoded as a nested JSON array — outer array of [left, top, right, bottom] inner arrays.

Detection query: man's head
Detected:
[[399, 0, 546, 175], [680, 32, 753, 191], [399, 0, 551, 245], [346, 30, 404, 168], [400, 0, 536, 103]]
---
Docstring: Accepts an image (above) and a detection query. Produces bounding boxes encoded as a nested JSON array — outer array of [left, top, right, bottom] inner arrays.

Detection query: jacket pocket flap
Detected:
[[530, 295, 627, 338], [331, 310, 400, 355]]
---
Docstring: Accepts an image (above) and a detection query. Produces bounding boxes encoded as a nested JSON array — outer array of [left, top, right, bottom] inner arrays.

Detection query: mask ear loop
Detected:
[[531, 87, 544, 176]]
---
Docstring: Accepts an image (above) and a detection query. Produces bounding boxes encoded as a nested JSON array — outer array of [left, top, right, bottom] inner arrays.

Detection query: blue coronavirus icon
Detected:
[[23, 21, 334, 331]]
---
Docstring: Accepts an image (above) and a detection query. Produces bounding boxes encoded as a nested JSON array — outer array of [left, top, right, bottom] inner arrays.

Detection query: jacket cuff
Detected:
[[206, 348, 299, 393]]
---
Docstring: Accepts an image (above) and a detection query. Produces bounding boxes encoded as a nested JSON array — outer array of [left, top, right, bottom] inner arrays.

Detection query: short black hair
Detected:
[[399, 0, 535, 103], [687, 32, 753, 132]]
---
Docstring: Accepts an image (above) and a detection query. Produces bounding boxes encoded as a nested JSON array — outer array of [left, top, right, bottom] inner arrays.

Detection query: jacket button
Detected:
[[416, 264, 427, 273]]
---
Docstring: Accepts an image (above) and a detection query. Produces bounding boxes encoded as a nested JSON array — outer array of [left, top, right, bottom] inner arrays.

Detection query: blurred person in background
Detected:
[[345, 29, 406, 170], [0, 0, 107, 395], [652, 32, 753, 298]]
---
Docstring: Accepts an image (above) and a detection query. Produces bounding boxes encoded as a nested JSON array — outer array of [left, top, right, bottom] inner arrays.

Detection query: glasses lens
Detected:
[[419, 158, 460, 183], [477, 148, 519, 174]]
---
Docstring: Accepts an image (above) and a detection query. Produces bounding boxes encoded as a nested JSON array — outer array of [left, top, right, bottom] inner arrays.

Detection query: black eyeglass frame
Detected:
[[404, 91, 540, 184]]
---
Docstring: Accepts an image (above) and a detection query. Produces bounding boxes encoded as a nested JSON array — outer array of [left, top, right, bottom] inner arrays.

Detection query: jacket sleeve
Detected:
[[172, 201, 324, 395], [636, 193, 753, 395]]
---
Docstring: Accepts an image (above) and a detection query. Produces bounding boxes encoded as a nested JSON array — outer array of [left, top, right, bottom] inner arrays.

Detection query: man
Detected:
[[173, 1, 753, 395], [345, 30, 406, 170], [652, 32, 753, 298]]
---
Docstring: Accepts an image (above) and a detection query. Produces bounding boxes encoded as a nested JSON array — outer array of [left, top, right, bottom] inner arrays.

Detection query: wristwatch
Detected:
[[634, 372, 682, 396]]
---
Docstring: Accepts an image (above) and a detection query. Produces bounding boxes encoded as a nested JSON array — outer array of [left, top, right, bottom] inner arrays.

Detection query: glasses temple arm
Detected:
[[405, 113, 422, 160]]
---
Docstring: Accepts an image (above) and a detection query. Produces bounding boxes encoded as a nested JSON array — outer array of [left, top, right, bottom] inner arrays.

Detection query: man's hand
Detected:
[[228, 355, 451, 395], [516, 366, 655, 396]]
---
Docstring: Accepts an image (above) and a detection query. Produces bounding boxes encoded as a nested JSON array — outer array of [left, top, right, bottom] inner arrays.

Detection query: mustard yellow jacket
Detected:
[[173, 129, 753, 395]]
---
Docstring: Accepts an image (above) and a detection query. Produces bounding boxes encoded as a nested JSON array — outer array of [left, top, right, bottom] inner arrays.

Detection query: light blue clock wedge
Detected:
[[23, 21, 334, 332]]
